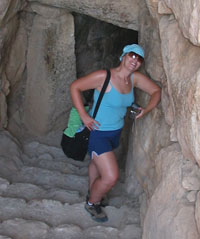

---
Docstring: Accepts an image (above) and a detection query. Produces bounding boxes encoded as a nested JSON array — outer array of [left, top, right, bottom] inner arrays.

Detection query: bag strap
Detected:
[[92, 69, 111, 119]]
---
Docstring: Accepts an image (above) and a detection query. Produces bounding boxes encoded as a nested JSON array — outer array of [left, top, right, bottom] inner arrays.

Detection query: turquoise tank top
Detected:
[[90, 74, 134, 131]]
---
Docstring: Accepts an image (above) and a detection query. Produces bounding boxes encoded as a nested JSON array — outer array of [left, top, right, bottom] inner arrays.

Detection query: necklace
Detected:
[[124, 77, 129, 85], [117, 71, 129, 85]]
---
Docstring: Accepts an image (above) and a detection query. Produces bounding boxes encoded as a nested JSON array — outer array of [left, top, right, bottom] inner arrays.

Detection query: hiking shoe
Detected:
[[86, 194, 109, 207], [85, 203, 108, 222]]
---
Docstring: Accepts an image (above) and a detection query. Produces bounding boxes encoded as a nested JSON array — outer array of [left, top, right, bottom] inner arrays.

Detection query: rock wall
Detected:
[[0, 0, 200, 238], [23, 8, 75, 136], [4, 3, 76, 144], [0, 0, 26, 129], [125, 0, 200, 238]]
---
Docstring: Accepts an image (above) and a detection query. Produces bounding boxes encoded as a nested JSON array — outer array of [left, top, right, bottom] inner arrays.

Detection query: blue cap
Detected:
[[120, 44, 144, 61]]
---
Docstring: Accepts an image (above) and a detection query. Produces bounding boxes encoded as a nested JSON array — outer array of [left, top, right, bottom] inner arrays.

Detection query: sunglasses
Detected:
[[127, 52, 144, 63]]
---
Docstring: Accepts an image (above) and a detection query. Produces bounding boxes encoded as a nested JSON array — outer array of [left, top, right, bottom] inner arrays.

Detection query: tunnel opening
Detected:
[[73, 12, 138, 77]]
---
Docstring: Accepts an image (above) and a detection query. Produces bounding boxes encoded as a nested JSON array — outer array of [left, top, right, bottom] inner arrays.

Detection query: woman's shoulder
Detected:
[[132, 71, 150, 87], [92, 69, 108, 78], [82, 69, 108, 90], [133, 71, 149, 81], [133, 71, 144, 77], [89, 69, 109, 85], [78, 69, 107, 82]]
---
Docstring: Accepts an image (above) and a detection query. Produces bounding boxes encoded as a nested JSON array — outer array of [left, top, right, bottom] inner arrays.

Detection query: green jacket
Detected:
[[64, 106, 89, 137]]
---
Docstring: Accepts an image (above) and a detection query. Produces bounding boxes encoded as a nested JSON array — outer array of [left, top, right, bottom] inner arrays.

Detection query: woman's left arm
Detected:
[[134, 72, 161, 119]]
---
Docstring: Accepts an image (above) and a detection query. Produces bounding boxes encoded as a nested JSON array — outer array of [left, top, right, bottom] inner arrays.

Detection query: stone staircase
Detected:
[[0, 132, 142, 239]]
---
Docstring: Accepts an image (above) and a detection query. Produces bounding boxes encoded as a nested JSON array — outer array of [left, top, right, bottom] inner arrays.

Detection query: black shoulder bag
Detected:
[[61, 69, 111, 161]]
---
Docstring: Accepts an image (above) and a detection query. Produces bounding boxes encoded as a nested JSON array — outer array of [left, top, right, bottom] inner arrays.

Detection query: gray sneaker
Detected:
[[85, 203, 108, 222], [86, 193, 109, 207]]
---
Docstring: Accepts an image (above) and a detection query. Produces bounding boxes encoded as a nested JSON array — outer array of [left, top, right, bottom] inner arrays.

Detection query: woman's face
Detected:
[[124, 52, 144, 71]]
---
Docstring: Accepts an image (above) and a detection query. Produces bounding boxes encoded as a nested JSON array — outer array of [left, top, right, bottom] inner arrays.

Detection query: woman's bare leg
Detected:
[[88, 159, 100, 191], [89, 151, 119, 204]]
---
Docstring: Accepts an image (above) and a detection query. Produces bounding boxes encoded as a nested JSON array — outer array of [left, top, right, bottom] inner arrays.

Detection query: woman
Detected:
[[70, 44, 161, 222]]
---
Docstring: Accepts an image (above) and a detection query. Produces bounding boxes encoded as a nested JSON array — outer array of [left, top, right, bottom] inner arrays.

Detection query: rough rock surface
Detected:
[[23, 12, 75, 136], [27, 0, 141, 30], [142, 144, 199, 239], [163, 0, 200, 46], [159, 15, 200, 165]]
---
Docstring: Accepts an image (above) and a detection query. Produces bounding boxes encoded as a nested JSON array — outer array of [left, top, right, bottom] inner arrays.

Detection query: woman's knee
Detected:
[[103, 171, 119, 187], [93, 151, 119, 187]]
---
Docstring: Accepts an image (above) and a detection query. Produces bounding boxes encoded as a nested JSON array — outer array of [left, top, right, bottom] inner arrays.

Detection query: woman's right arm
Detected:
[[70, 70, 106, 130]]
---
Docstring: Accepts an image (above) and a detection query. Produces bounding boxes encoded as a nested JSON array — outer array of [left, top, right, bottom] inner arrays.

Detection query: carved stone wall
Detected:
[[125, 0, 200, 238], [0, 0, 200, 238]]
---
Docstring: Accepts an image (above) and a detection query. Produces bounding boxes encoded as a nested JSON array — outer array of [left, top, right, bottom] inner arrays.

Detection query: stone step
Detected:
[[0, 177, 140, 209], [0, 178, 83, 204], [23, 141, 68, 159], [22, 141, 90, 167], [11, 166, 88, 194], [0, 218, 49, 239], [22, 153, 89, 176], [0, 196, 140, 230], [0, 236, 13, 239], [0, 218, 142, 239]]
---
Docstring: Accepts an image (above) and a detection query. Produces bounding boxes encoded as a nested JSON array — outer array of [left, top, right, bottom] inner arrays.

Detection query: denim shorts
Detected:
[[88, 129, 122, 158]]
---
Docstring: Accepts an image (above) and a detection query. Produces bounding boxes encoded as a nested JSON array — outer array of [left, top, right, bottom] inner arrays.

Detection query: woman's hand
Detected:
[[135, 107, 146, 119], [81, 114, 100, 131]]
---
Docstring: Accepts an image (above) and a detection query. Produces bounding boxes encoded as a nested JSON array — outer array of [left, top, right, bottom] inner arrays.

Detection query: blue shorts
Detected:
[[88, 129, 122, 158]]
